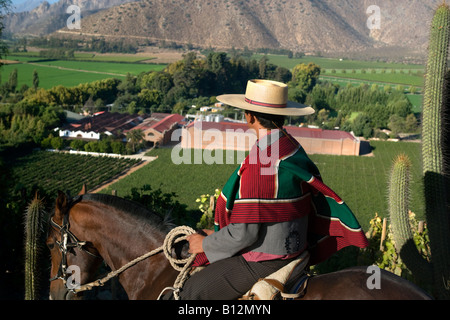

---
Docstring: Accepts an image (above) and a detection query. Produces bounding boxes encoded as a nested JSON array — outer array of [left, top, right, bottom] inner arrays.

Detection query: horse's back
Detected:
[[300, 266, 432, 300]]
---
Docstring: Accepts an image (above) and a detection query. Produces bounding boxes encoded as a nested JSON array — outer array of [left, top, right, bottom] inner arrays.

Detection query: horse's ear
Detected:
[[78, 184, 87, 195], [54, 190, 68, 223]]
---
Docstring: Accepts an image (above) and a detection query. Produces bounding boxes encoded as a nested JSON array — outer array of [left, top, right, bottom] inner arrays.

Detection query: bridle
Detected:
[[49, 196, 102, 288]]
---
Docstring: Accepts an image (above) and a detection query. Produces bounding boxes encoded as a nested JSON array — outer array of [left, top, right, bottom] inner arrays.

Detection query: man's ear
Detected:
[[245, 111, 256, 124]]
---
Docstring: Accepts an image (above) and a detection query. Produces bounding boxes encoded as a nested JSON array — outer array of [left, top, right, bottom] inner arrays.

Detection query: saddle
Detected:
[[240, 251, 310, 300]]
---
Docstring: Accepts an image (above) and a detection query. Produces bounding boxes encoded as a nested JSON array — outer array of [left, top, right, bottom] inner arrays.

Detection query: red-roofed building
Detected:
[[181, 121, 361, 156], [129, 113, 185, 146], [286, 126, 360, 156], [59, 112, 150, 140]]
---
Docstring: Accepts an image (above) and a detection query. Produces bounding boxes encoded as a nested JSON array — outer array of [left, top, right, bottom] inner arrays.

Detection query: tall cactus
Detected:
[[422, 2, 450, 300], [389, 3, 450, 299], [24, 193, 47, 300]]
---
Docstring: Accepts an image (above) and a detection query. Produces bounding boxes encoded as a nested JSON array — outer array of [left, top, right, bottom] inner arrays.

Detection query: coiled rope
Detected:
[[73, 226, 197, 300]]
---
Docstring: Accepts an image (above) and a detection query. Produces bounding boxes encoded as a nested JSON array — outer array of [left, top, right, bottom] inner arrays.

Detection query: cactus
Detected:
[[389, 3, 450, 299], [24, 193, 47, 300], [421, 2, 450, 300], [388, 155, 433, 287]]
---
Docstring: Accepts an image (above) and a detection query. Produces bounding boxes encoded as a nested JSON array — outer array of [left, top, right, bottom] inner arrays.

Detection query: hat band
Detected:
[[245, 97, 286, 108]]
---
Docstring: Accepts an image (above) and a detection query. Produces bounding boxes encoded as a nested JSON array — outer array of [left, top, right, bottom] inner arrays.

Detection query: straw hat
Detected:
[[216, 79, 315, 116]]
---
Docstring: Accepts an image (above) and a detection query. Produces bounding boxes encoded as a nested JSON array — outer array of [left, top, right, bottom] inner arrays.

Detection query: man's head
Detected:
[[244, 110, 285, 130]]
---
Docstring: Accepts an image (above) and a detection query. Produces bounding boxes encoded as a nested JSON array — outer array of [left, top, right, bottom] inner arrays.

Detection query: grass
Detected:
[[33, 60, 164, 75], [407, 94, 424, 113], [0, 59, 166, 89], [100, 141, 425, 231]]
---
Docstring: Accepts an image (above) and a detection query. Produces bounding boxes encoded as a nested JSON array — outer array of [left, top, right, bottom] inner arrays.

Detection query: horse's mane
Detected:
[[79, 193, 175, 232]]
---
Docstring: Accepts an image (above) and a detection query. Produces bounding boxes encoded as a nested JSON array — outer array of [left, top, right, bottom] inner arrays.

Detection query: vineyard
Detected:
[[10, 151, 141, 198]]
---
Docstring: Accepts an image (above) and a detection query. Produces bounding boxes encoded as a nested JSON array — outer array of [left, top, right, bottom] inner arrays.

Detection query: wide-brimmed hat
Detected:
[[216, 79, 315, 116]]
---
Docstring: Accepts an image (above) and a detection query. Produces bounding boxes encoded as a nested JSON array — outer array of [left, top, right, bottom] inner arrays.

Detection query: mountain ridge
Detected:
[[5, 0, 442, 58]]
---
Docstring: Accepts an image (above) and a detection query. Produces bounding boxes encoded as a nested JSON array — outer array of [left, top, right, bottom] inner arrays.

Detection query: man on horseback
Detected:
[[176, 80, 369, 300]]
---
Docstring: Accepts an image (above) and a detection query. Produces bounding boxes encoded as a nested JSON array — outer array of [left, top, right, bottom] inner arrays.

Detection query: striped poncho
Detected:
[[194, 131, 368, 266]]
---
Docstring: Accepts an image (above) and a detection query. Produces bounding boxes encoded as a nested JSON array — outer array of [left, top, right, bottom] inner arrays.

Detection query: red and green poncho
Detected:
[[194, 131, 369, 266]]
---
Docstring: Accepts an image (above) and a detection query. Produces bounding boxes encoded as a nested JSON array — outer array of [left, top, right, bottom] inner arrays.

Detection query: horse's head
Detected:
[[47, 188, 103, 300]]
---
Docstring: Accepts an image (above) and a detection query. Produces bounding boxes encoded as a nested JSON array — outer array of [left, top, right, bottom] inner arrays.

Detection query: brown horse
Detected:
[[47, 190, 432, 300]]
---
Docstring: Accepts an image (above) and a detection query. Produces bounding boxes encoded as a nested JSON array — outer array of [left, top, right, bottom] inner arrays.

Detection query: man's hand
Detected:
[[186, 233, 205, 254]]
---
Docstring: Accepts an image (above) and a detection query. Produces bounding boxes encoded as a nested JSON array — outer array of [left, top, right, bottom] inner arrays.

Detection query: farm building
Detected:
[[125, 113, 185, 146], [58, 111, 150, 140], [181, 121, 361, 156], [286, 126, 361, 156]]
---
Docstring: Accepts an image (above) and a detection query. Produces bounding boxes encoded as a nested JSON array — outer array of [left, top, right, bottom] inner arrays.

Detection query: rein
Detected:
[[72, 225, 197, 298], [49, 196, 196, 299]]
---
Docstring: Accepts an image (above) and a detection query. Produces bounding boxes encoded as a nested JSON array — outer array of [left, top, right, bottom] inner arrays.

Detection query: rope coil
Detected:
[[72, 226, 197, 300]]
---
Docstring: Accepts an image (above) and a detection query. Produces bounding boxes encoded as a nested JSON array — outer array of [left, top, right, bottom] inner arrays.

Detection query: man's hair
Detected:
[[245, 110, 286, 129]]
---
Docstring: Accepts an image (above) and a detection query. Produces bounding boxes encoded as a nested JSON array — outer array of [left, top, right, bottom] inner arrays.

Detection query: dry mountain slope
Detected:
[[4, 0, 134, 35], [55, 0, 441, 54]]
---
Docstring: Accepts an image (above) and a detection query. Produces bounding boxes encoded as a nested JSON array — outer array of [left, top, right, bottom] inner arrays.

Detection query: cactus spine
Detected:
[[389, 3, 450, 299], [24, 193, 46, 300]]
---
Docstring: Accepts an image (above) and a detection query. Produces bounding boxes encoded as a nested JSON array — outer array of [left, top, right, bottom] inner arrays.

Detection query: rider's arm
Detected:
[[202, 223, 260, 264]]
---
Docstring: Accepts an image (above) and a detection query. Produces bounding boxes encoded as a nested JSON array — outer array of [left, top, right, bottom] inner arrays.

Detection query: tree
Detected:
[[258, 56, 268, 78], [8, 68, 18, 93], [404, 113, 419, 133], [388, 114, 405, 137], [70, 139, 86, 151], [32, 70, 39, 90], [126, 129, 144, 154], [0, 1, 11, 61], [50, 136, 64, 150], [352, 113, 373, 138], [138, 89, 162, 110], [291, 63, 321, 92]]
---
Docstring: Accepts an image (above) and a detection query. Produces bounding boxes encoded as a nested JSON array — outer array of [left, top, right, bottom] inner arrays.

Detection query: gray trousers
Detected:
[[177, 255, 294, 300]]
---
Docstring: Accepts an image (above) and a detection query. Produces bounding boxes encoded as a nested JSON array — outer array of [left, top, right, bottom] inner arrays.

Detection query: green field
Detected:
[[100, 141, 425, 231], [253, 54, 424, 72], [1, 57, 166, 89], [321, 70, 425, 88], [6, 52, 155, 63]]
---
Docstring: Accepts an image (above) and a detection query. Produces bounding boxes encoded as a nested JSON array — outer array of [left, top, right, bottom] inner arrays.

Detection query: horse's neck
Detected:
[[87, 204, 167, 271]]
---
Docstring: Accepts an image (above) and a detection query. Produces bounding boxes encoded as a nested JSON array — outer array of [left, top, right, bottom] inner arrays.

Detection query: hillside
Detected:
[[4, 0, 134, 35], [4, 0, 442, 58], [49, 0, 441, 57]]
